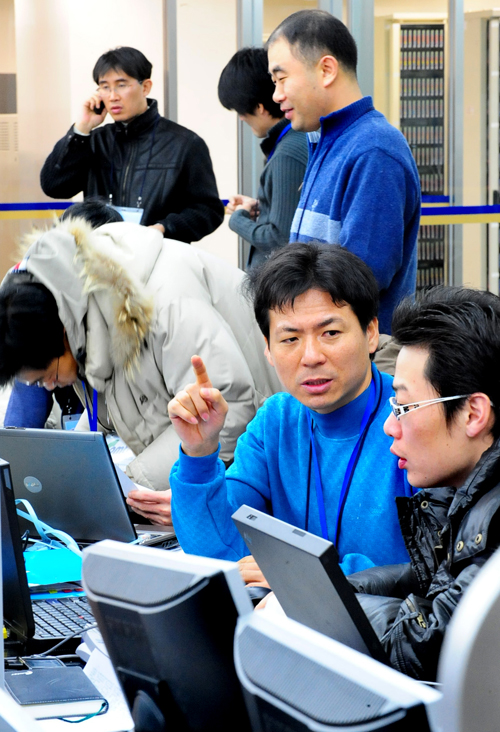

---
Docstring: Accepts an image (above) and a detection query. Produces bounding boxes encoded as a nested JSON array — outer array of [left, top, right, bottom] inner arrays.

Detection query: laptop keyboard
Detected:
[[33, 596, 94, 639]]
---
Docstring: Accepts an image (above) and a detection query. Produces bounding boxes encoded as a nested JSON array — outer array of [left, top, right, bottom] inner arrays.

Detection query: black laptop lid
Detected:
[[1, 459, 35, 640], [0, 429, 136, 544], [232, 505, 387, 664]]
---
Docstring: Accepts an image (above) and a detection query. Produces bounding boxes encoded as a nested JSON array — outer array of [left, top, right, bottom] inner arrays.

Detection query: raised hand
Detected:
[[168, 355, 228, 457], [74, 93, 107, 135]]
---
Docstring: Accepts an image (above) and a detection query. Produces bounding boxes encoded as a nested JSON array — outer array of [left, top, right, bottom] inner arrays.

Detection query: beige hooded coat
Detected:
[[20, 219, 280, 489]]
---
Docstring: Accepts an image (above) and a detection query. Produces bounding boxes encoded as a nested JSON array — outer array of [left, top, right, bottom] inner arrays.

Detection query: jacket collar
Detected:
[[316, 96, 374, 145], [113, 98, 160, 138], [260, 117, 290, 158], [447, 438, 500, 518]]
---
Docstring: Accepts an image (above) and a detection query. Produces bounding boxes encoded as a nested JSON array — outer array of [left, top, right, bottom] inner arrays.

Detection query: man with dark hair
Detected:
[[0, 205, 279, 517], [3, 199, 123, 430], [163, 243, 414, 580], [267, 10, 420, 334], [40, 47, 224, 243], [218, 47, 308, 268], [347, 286, 500, 680]]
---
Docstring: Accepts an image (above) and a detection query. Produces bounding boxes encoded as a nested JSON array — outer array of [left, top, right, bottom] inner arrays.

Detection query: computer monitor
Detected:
[[0, 458, 34, 643], [234, 612, 442, 732], [0, 688, 44, 732], [437, 544, 500, 732], [81, 540, 254, 732]]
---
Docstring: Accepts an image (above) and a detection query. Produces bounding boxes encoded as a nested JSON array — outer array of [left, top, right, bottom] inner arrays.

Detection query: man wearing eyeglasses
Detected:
[[40, 47, 224, 243], [346, 286, 500, 681]]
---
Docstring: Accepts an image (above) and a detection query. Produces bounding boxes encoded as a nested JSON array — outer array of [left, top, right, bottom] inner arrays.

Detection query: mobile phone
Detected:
[[20, 657, 66, 669], [94, 101, 105, 115]]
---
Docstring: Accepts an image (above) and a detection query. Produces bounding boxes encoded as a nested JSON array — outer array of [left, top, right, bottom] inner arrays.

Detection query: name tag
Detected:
[[112, 206, 144, 225]]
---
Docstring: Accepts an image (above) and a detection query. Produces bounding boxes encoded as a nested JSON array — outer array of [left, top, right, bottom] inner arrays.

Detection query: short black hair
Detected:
[[218, 47, 283, 117], [93, 47, 152, 84], [0, 274, 65, 385], [60, 198, 124, 228], [392, 286, 500, 438], [267, 9, 357, 75], [246, 242, 379, 340]]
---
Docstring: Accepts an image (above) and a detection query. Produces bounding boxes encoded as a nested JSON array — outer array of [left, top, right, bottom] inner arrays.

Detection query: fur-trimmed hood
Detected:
[[18, 219, 159, 384], [10, 218, 281, 490]]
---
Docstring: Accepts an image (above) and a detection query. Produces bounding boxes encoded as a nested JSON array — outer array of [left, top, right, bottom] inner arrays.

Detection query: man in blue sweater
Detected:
[[164, 243, 414, 583], [267, 10, 421, 334]]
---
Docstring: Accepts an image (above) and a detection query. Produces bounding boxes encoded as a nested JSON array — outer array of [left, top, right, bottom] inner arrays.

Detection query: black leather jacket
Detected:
[[349, 439, 500, 681], [40, 100, 224, 243]]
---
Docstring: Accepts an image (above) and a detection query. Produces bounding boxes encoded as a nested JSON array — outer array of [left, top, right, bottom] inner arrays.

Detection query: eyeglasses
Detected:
[[389, 394, 470, 421], [20, 357, 60, 389], [97, 81, 142, 97]]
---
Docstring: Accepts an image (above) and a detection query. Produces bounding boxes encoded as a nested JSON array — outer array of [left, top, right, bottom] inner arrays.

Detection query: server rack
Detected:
[[400, 24, 447, 288]]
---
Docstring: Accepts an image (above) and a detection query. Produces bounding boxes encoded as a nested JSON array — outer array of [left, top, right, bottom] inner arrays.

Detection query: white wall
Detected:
[[14, 0, 164, 201], [11, 0, 238, 266], [66, 0, 164, 132], [0, 0, 16, 73], [176, 0, 239, 265]]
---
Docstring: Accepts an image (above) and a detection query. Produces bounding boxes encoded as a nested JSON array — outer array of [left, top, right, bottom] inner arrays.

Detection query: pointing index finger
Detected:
[[191, 355, 212, 388]]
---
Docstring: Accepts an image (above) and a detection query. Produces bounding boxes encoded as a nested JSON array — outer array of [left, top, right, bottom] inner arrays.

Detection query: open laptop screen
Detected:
[[1, 458, 35, 640], [0, 429, 136, 544], [232, 504, 388, 664]]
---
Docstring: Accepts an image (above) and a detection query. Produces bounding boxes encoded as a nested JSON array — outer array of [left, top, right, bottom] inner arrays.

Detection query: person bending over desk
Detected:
[[0, 200, 279, 523], [164, 243, 416, 583]]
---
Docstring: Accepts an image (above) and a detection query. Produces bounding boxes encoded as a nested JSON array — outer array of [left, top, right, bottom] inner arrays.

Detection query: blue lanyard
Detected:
[[306, 366, 381, 545], [82, 382, 98, 432], [267, 123, 292, 161]]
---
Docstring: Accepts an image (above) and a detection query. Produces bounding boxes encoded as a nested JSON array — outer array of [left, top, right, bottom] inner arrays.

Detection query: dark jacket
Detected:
[[349, 439, 500, 681], [228, 117, 308, 269], [40, 99, 224, 243]]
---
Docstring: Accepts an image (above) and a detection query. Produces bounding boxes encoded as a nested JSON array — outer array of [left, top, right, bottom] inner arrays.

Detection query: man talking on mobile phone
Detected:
[[41, 47, 224, 243]]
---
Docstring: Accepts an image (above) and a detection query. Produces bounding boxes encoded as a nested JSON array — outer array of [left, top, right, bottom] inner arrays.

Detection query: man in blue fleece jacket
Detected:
[[166, 244, 414, 582], [267, 10, 420, 335]]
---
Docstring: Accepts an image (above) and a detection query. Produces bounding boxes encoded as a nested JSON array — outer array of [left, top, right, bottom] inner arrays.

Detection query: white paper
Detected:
[[259, 591, 287, 618], [105, 434, 136, 470]]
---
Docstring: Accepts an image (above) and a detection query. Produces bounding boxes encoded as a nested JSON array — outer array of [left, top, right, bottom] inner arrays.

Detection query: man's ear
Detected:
[[465, 393, 494, 438], [264, 337, 275, 369], [319, 55, 339, 89], [366, 317, 379, 355], [142, 79, 153, 96]]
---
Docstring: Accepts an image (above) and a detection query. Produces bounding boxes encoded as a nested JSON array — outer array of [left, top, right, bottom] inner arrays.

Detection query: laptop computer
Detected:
[[0, 428, 175, 546], [0, 458, 95, 652], [232, 505, 388, 665]]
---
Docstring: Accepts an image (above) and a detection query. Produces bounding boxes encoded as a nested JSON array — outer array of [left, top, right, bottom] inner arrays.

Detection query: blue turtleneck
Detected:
[[171, 368, 413, 574]]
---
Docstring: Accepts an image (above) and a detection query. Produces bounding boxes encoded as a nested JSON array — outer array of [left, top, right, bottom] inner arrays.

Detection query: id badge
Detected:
[[112, 206, 144, 225]]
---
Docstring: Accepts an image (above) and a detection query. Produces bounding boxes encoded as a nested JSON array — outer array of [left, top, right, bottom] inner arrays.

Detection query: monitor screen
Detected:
[[0, 458, 34, 641], [82, 540, 253, 732], [235, 612, 442, 732]]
